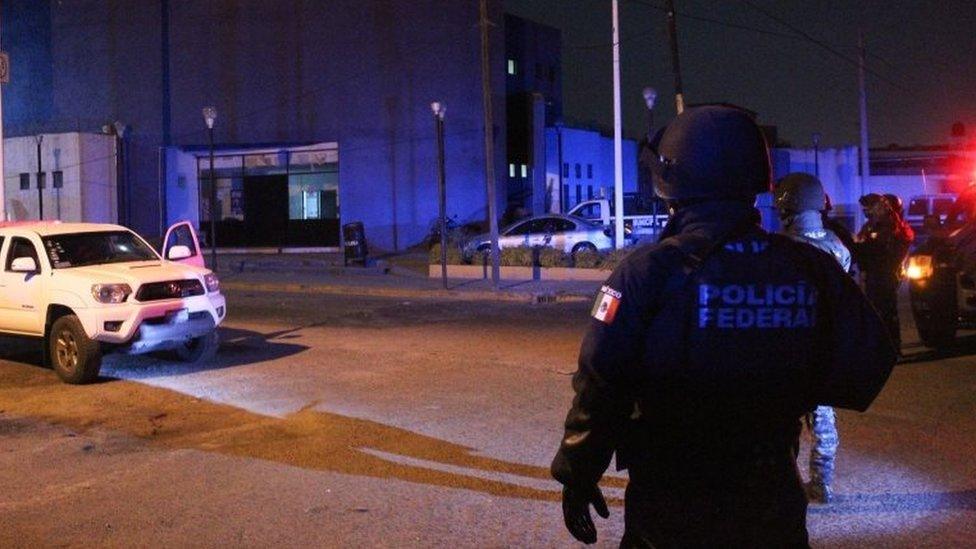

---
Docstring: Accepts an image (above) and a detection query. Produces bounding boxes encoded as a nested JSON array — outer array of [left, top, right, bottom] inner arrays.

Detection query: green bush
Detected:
[[572, 249, 603, 269], [500, 246, 534, 266], [538, 247, 569, 268], [600, 247, 636, 271], [428, 243, 465, 265]]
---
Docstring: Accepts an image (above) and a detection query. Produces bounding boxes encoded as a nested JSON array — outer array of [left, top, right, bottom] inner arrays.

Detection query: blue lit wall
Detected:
[[2, 0, 507, 249]]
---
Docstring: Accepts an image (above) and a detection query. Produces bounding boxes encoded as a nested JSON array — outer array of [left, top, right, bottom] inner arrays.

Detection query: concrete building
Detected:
[[2, 133, 117, 223], [1, 0, 508, 250], [545, 126, 638, 214]]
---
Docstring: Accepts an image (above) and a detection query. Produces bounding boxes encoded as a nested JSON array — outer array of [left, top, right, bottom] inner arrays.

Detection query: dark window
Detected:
[[6, 237, 40, 272], [574, 203, 600, 220], [53, 171, 64, 189], [562, 163, 569, 178], [575, 164, 581, 178], [933, 198, 955, 216], [907, 199, 927, 216], [587, 186, 594, 199], [587, 164, 593, 179], [19, 173, 29, 190], [507, 220, 536, 236], [552, 219, 576, 232], [37, 172, 46, 189], [575, 185, 582, 204]]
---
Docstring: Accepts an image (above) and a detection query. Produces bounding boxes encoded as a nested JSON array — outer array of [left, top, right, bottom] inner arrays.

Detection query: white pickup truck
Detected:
[[0, 220, 225, 384], [567, 198, 669, 240]]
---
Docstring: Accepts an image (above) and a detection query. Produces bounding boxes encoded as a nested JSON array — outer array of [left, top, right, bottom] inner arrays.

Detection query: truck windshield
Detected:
[[42, 231, 159, 269]]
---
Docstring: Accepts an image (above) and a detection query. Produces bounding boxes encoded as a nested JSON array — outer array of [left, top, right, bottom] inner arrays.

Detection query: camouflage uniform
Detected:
[[781, 209, 851, 499]]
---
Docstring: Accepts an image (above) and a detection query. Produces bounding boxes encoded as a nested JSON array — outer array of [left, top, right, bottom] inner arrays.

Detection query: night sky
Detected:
[[505, 0, 976, 148]]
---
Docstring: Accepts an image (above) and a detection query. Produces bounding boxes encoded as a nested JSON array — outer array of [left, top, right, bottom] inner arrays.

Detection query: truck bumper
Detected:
[[86, 292, 226, 353]]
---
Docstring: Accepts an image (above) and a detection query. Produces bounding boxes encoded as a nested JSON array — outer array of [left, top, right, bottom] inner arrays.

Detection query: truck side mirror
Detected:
[[167, 245, 192, 261], [10, 257, 38, 273]]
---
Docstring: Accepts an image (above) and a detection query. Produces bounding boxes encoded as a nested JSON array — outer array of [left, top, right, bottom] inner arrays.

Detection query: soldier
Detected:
[[551, 106, 896, 547], [774, 173, 851, 504], [855, 194, 914, 352]]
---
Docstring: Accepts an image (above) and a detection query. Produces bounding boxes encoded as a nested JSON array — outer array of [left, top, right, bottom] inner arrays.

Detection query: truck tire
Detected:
[[49, 315, 102, 384], [572, 242, 597, 261], [175, 331, 219, 363]]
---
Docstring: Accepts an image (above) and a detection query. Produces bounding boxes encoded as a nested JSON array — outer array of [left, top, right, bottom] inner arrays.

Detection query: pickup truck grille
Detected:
[[135, 279, 205, 302]]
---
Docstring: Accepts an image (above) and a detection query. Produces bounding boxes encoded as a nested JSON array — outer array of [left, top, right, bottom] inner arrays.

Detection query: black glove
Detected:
[[561, 484, 610, 544]]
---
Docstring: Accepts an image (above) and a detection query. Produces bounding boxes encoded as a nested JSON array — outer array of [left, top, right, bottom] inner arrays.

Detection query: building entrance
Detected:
[[195, 144, 340, 249]]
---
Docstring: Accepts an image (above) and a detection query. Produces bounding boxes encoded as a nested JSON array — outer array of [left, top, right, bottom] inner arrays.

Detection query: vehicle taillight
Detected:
[[906, 255, 934, 280]]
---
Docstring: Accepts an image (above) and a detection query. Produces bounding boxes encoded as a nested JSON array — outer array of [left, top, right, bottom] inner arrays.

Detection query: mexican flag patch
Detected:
[[591, 285, 622, 324]]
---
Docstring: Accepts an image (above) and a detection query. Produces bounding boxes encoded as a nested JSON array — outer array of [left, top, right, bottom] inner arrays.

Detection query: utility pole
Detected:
[[202, 106, 217, 270], [0, 6, 6, 222], [479, 0, 500, 288], [812, 132, 821, 178], [612, 0, 625, 249], [431, 102, 448, 289], [664, 0, 685, 114], [857, 29, 869, 229], [35, 134, 43, 220]]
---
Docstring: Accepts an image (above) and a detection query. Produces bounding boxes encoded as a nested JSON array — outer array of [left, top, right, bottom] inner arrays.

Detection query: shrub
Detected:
[[500, 245, 534, 266], [428, 243, 465, 265], [600, 247, 636, 270], [538, 247, 569, 268], [572, 249, 603, 269]]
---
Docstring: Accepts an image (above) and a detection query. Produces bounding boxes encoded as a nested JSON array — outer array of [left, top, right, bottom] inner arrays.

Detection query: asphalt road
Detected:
[[1, 289, 974, 548]]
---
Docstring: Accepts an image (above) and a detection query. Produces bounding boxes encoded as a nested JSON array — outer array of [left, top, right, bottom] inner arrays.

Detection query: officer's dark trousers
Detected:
[[619, 449, 810, 549], [865, 277, 901, 350]]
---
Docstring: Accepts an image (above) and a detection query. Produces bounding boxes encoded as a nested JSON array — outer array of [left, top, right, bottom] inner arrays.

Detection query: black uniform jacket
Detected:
[[552, 201, 896, 489]]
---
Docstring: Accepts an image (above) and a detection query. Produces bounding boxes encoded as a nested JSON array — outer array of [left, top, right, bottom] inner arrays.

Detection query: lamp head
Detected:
[[202, 106, 217, 129]]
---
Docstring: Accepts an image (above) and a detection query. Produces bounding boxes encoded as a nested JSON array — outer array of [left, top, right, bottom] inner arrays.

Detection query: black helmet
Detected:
[[774, 172, 827, 213], [859, 193, 887, 208], [883, 193, 904, 215], [649, 105, 771, 201]]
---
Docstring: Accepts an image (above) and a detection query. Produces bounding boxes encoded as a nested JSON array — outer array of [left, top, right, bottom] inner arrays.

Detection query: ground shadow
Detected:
[[0, 327, 308, 382], [809, 489, 976, 514], [101, 327, 308, 380], [899, 333, 976, 365], [0, 371, 626, 504]]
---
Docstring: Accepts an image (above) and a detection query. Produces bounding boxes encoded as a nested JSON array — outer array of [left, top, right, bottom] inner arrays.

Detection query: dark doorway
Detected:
[[243, 175, 289, 247]]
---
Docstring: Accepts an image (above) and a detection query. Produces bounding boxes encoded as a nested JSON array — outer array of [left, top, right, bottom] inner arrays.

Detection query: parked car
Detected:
[[461, 214, 618, 263], [906, 212, 976, 348], [0, 220, 225, 384], [906, 193, 957, 228], [567, 196, 669, 242]]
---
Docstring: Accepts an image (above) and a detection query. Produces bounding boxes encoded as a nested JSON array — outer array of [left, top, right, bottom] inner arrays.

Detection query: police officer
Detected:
[[855, 193, 914, 352], [551, 106, 896, 547], [774, 173, 851, 504]]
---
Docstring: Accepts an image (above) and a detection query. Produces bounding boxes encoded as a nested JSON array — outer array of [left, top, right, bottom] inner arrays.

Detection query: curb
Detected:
[[222, 281, 593, 304]]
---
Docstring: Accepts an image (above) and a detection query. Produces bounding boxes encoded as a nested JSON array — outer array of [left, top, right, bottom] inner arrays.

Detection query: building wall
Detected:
[[2, 133, 116, 223], [2, 0, 507, 249], [544, 126, 637, 213]]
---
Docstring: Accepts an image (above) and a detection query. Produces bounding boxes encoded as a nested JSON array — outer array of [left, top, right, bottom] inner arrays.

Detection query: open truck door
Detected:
[[162, 221, 205, 268]]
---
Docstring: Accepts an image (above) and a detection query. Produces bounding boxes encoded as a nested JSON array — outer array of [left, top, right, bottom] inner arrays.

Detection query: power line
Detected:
[[739, 0, 909, 92]]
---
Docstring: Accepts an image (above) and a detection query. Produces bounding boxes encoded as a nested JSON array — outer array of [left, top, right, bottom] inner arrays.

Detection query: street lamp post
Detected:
[[431, 102, 448, 289], [113, 121, 128, 225], [202, 106, 217, 270], [812, 132, 821, 179], [34, 134, 43, 220]]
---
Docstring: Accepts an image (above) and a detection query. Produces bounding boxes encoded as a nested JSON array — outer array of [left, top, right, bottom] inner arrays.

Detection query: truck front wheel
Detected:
[[175, 331, 220, 363], [49, 315, 102, 384]]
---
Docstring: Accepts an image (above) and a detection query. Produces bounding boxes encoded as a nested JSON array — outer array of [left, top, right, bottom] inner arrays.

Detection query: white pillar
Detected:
[[612, 0, 625, 249]]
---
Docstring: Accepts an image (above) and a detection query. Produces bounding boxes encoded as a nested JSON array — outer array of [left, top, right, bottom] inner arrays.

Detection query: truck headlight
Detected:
[[906, 255, 934, 280], [91, 284, 132, 304], [204, 273, 220, 293]]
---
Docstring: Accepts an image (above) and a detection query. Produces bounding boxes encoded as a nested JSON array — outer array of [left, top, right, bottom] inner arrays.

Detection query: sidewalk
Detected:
[[216, 257, 603, 303]]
